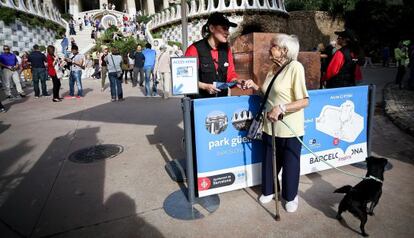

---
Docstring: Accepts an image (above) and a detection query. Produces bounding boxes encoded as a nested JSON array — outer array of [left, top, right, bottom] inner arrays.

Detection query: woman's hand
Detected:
[[241, 79, 259, 90], [200, 82, 221, 94], [267, 105, 284, 122]]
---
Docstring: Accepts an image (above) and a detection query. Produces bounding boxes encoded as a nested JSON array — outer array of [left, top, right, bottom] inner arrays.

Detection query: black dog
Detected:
[[334, 156, 388, 237]]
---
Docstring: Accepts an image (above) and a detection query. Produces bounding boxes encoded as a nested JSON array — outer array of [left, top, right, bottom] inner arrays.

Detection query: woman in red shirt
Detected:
[[184, 12, 241, 98], [47, 45, 62, 102]]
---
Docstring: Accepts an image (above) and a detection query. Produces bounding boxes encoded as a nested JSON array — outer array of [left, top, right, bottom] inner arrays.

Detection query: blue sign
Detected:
[[192, 86, 370, 197], [193, 95, 263, 197], [301, 86, 369, 174]]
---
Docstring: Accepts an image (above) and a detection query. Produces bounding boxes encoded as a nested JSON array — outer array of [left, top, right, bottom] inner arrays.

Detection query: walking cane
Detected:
[[272, 122, 281, 221]]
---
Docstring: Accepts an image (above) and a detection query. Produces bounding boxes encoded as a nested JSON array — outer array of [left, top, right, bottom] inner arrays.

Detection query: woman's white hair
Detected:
[[272, 34, 300, 60]]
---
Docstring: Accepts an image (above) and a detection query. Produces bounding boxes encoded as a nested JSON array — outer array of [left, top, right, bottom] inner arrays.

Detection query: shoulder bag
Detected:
[[247, 62, 290, 140]]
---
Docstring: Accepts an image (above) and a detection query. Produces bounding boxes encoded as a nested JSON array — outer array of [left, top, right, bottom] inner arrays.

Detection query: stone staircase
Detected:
[[54, 24, 96, 56]]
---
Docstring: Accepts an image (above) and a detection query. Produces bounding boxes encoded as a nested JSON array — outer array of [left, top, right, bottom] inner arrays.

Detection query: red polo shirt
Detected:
[[185, 44, 238, 82]]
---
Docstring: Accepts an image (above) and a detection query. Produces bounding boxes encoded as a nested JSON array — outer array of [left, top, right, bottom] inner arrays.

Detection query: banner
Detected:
[[192, 86, 370, 197], [300, 86, 369, 174], [193, 96, 263, 197]]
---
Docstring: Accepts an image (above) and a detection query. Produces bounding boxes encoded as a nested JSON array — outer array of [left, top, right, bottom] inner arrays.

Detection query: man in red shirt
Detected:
[[323, 29, 361, 88], [185, 12, 240, 98]]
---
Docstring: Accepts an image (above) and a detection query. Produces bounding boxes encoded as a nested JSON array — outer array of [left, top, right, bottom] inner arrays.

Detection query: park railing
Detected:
[[148, 0, 287, 31]]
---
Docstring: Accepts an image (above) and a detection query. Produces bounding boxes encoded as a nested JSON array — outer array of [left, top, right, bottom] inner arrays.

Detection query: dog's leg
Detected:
[[336, 200, 346, 220], [356, 208, 369, 237], [368, 191, 382, 216]]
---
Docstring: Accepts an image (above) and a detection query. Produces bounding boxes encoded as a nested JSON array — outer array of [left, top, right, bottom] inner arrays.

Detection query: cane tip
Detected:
[[275, 215, 281, 221]]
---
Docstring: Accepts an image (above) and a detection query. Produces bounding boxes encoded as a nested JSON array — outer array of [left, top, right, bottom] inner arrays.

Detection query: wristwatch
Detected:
[[279, 104, 287, 115]]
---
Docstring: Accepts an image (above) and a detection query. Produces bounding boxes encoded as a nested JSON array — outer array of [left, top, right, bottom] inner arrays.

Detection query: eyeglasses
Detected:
[[3, 48, 10, 51]]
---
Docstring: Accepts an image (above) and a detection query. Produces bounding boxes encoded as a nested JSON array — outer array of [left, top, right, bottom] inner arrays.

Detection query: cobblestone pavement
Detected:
[[384, 84, 414, 137]]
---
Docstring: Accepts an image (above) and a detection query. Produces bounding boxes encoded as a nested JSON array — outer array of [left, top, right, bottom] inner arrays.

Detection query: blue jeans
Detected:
[[144, 67, 155, 96], [32, 68, 48, 96], [108, 72, 123, 99], [69, 70, 83, 96]]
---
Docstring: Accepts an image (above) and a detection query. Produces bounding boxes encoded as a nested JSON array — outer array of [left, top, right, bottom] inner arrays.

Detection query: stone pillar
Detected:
[[163, 0, 169, 9], [69, 0, 80, 18], [145, 0, 155, 15], [127, 0, 136, 14]]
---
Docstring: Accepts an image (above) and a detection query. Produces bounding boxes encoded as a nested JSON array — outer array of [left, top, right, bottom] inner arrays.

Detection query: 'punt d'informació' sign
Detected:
[[193, 86, 369, 198]]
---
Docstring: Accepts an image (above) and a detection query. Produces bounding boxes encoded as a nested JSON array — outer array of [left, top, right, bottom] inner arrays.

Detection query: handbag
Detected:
[[247, 62, 290, 140], [110, 54, 122, 79]]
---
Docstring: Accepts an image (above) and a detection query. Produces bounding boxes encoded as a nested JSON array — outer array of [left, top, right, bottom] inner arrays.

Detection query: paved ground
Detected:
[[0, 67, 413, 238]]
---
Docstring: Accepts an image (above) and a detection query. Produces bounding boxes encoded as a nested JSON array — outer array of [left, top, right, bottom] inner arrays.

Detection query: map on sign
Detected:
[[315, 100, 364, 143]]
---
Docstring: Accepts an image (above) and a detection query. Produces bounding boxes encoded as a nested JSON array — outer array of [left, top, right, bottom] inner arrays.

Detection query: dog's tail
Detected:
[[334, 185, 353, 194]]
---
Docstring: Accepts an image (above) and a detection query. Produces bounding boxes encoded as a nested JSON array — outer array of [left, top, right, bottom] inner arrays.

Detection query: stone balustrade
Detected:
[[0, 0, 65, 27], [148, 0, 286, 31]]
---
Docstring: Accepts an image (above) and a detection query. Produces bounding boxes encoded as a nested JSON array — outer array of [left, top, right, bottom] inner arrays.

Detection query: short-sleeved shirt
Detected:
[[261, 60, 309, 137], [70, 53, 84, 71], [28, 51, 47, 68], [0, 53, 17, 67]]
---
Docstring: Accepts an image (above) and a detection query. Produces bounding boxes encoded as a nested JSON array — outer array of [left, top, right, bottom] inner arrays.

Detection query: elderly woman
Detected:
[[244, 34, 309, 212]]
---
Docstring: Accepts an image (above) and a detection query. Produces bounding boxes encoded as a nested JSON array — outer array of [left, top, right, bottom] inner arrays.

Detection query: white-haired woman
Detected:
[[244, 34, 309, 212]]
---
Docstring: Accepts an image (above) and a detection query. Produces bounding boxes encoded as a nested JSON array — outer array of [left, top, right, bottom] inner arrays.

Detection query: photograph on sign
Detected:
[[171, 57, 199, 95]]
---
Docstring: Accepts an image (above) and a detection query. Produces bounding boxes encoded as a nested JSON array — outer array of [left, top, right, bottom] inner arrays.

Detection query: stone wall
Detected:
[[155, 11, 344, 51], [288, 11, 345, 51], [0, 20, 57, 53]]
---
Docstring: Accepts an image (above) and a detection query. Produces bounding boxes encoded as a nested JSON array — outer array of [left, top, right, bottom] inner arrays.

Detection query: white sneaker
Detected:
[[285, 195, 299, 213], [259, 194, 274, 204]]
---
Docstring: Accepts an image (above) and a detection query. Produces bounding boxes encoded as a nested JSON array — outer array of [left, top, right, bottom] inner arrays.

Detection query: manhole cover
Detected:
[[68, 144, 124, 163]]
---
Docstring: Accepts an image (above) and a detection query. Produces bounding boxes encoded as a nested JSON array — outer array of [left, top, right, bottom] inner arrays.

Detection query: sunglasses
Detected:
[[3, 48, 10, 51]]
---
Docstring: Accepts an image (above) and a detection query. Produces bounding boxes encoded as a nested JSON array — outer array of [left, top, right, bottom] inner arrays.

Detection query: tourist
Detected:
[[120, 54, 132, 84], [91, 49, 101, 79], [70, 37, 77, 50], [242, 34, 309, 212], [394, 41, 409, 89], [61, 35, 69, 57], [155, 45, 171, 99], [46, 45, 62, 102], [0, 45, 26, 99], [100, 47, 109, 91], [65, 45, 84, 98], [105, 47, 124, 102], [184, 12, 240, 98], [323, 29, 361, 88], [13, 51, 25, 88], [91, 29, 97, 43], [78, 18, 83, 31], [28, 44, 49, 98], [69, 19, 76, 35], [142, 43, 157, 96], [21, 52, 32, 83], [130, 45, 145, 87]]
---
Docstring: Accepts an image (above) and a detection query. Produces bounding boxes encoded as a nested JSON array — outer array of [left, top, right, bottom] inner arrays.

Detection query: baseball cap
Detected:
[[207, 12, 237, 28], [335, 29, 357, 42]]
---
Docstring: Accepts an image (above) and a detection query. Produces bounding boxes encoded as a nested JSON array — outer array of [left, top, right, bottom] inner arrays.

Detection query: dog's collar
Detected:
[[366, 175, 383, 183]]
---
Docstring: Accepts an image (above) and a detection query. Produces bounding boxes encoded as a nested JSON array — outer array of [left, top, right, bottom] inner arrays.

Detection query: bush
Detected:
[[136, 15, 152, 24], [0, 7, 16, 24], [61, 13, 73, 21]]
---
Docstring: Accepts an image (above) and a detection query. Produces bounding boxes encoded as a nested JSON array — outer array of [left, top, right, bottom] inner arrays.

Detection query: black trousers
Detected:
[[262, 133, 302, 201], [395, 65, 406, 89], [51, 75, 61, 99]]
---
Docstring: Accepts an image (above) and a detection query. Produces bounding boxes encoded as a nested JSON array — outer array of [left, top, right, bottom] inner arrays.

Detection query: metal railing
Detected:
[[148, 0, 286, 31]]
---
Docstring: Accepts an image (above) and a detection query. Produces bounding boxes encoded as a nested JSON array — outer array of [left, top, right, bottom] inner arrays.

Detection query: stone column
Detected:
[[145, 0, 155, 15], [69, 0, 80, 18], [163, 0, 169, 9], [127, 0, 136, 14]]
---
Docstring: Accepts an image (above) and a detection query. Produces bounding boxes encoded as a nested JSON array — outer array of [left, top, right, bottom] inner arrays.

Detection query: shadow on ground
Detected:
[[0, 124, 163, 237]]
